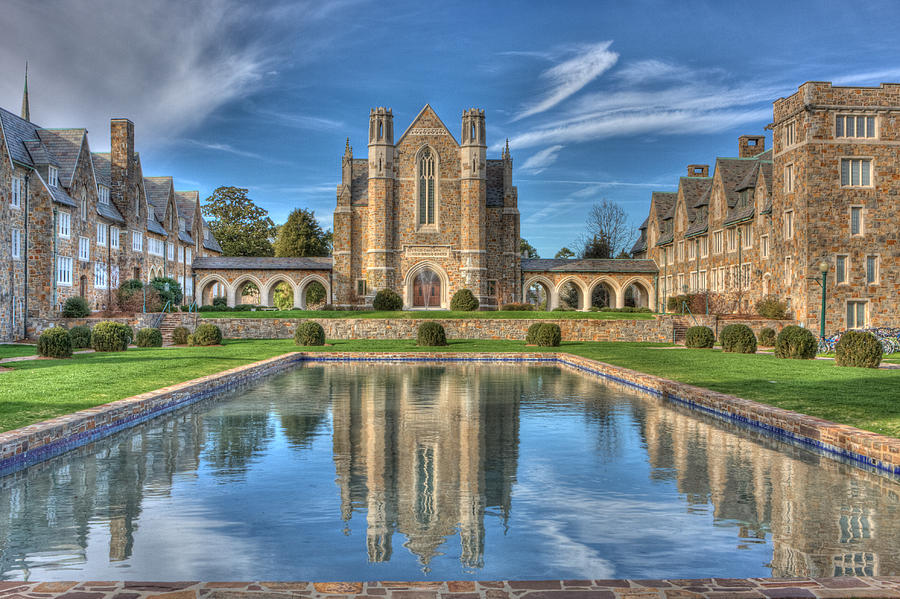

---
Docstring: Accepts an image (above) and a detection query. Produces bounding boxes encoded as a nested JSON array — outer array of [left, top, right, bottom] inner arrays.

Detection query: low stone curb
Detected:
[[2, 577, 899, 599]]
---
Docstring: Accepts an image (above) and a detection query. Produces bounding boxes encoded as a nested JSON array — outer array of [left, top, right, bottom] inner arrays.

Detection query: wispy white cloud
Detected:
[[513, 41, 619, 121], [182, 139, 290, 165], [255, 108, 345, 131], [520, 145, 564, 173], [832, 67, 900, 86]]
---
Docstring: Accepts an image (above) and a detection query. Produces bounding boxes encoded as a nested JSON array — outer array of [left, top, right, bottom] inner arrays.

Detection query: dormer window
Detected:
[[179, 217, 186, 231], [48, 166, 59, 187], [98, 185, 110, 205]]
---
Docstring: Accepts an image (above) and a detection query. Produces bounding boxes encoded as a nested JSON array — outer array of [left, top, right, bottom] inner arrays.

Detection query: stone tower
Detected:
[[366, 107, 395, 298], [332, 139, 354, 303], [460, 108, 487, 302]]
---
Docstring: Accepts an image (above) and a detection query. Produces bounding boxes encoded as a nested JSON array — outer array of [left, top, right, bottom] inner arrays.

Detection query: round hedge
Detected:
[[172, 326, 190, 345], [720, 324, 757, 353], [535, 323, 561, 347], [417, 322, 447, 346], [525, 322, 544, 345], [758, 327, 776, 347], [372, 288, 403, 311], [62, 296, 90, 318], [135, 327, 163, 348], [294, 321, 325, 346], [835, 330, 883, 368], [91, 321, 132, 352], [190, 323, 222, 346], [450, 288, 479, 311], [685, 325, 715, 348], [38, 327, 72, 358], [68, 325, 92, 349], [775, 325, 817, 359]]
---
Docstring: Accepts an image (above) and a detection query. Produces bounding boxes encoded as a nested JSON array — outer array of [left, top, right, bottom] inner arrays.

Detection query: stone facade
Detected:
[[0, 90, 222, 341], [633, 81, 900, 332]]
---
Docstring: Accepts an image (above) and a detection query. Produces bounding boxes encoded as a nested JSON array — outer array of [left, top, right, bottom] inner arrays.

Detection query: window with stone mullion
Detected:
[[418, 149, 435, 225]]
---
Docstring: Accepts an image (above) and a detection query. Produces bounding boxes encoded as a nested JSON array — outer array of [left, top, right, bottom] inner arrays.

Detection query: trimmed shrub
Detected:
[[535, 323, 562, 347], [212, 296, 228, 308], [91, 321, 132, 352], [294, 321, 325, 346], [450, 288, 479, 311], [172, 326, 190, 345], [552, 306, 575, 312], [135, 327, 163, 348], [775, 325, 817, 359], [759, 327, 777, 347], [417, 322, 447, 346], [685, 326, 715, 348], [372, 288, 403, 311], [835, 330, 883, 368], [525, 323, 544, 345], [62, 296, 90, 318], [234, 304, 254, 312], [68, 325, 92, 349], [501, 302, 533, 311], [38, 327, 73, 358], [755, 296, 788, 319], [190, 323, 223, 346], [720, 324, 757, 353]]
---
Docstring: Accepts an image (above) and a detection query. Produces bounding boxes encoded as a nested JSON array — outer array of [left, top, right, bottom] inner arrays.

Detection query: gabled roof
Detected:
[[91, 152, 111, 186], [0, 106, 41, 166], [143, 176, 173, 223], [174, 190, 199, 231], [23, 139, 59, 167], [35, 129, 86, 188], [97, 200, 125, 224], [522, 258, 658, 273], [146, 218, 167, 237], [396, 104, 460, 146], [631, 217, 649, 254], [202, 220, 223, 253], [48, 184, 77, 208]]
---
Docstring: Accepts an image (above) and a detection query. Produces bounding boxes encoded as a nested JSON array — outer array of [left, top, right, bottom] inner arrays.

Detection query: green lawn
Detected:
[[198, 309, 655, 320], [1, 339, 898, 437], [0, 344, 36, 360]]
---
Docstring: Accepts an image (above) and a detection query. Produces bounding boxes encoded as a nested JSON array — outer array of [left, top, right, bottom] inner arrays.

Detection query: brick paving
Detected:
[[1, 579, 899, 599]]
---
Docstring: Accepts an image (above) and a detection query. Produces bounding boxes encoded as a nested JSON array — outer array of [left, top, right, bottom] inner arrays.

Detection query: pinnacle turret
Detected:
[[21, 62, 30, 122]]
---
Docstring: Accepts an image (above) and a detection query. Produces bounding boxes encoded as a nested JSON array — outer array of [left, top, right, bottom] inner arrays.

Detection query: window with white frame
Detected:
[[727, 228, 736, 252], [784, 164, 794, 193], [58, 211, 71, 238], [866, 255, 879, 284], [167, 242, 174, 261], [94, 261, 108, 289], [850, 206, 864, 236], [78, 237, 90, 261], [148, 237, 164, 256], [690, 271, 697, 292], [688, 240, 696, 260], [785, 256, 793, 285], [81, 197, 88, 221], [677, 273, 685, 293], [57, 256, 73, 286], [132, 231, 142, 252], [98, 185, 110, 204], [836, 115, 875, 138], [178, 246, 184, 263], [841, 158, 872, 187], [836, 255, 848, 284], [185, 248, 192, 265], [700, 236, 708, 257], [785, 121, 795, 147], [784, 210, 794, 240], [48, 166, 59, 187], [847, 301, 867, 329], [12, 229, 22, 259], [761, 234, 769, 258], [741, 263, 751, 290], [713, 230, 723, 254], [741, 224, 752, 248], [97, 223, 108, 246], [11, 177, 22, 208], [677, 240, 684, 262], [111, 227, 120, 249], [185, 277, 193, 298], [699, 269, 707, 291]]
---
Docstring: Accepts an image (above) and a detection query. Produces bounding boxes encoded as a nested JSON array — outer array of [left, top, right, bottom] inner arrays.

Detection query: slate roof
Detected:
[[179, 231, 194, 244], [175, 190, 199, 230], [350, 159, 368, 205], [143, 176, 172, 222], [202, 221, 223, 253], [631, 218, 649, 254], [97, 201, 125, 224], [48, 185, 76, 208], [0, 106, 41, 166], [36, 129, 85, 188], [92, 153, 111, 186], [486, 159, 505, 206], [23, 139, 58, 166], [192, 256, 333, 270], [146, 218, 167, 236], [522, 258, 658, 273]]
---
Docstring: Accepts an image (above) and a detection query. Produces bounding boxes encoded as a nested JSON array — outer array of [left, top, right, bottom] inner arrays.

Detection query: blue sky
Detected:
[[3, 0, 899, 257]]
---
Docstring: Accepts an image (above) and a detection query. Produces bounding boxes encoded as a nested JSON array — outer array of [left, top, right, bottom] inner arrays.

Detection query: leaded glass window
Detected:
[[418, 149, 435, 225]]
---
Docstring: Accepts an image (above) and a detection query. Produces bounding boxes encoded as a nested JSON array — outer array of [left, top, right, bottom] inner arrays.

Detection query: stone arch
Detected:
[[523, 275, 555, 310], [588, 277, 621, 309], [197, 274, 229, 306], [620, 277, 654, 310], [262, 276, 298, 310], [414, 144, 440, 229], [231, 273, 264, 307], [297, 274, 331, 310], [555, 276, 589, 311], [404, 261, 450, 309]]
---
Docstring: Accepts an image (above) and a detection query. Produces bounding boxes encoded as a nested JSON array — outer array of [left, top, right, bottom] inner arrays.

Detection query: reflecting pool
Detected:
[[1, 363, 898, 581]]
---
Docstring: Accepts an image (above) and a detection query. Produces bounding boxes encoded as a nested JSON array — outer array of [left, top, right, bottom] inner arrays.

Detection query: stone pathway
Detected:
[[1, 578, 899, 599]]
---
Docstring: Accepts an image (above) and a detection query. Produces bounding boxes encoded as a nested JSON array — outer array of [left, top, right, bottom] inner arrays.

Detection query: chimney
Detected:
[[738, 135, 765, 158], [687, 164, 709, 178], [110, 118, 134, 218]]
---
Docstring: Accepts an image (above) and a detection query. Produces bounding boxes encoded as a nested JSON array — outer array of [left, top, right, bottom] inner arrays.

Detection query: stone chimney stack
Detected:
[[687, 164, 709, 177], [738, 135, 765, 158], [110, 118, 135, 220]]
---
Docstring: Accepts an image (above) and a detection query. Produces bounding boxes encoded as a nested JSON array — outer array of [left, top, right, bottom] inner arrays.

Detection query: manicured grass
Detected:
[[198, 309, 655, 320], [1, 339, 898, 438], [0, 344, 36, 360]]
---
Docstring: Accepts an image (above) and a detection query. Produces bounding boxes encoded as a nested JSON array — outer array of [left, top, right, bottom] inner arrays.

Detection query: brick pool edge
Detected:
[[2, 350, 900, 481], [4, 578, 900, 599]]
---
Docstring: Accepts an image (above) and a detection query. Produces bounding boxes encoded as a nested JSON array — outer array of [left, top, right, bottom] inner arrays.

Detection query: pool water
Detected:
[[1, 363, 898, 581]]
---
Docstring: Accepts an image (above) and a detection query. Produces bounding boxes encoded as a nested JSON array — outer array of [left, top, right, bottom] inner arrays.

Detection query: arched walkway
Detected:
[[231, 274, 264, 307], [622, 279, 652, 308], [297, 274, 331, 310], [556, 277, 589, 311], [262, 277, 297, 310], [589, 278, 619, 309], [524, 276, 554, 310], [197, 275, 229, 306]]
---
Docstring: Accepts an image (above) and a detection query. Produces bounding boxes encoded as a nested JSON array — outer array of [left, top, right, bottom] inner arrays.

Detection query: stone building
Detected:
[[0, 73, 222, 341], [632, 81, 900, 331]]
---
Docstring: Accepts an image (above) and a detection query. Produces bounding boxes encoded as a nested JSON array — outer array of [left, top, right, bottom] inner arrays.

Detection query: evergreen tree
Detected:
[[202, 187, 275, 257], [274, 208, 331, 257], [554, 247, 575, 259], [519, 238, 540, 258]]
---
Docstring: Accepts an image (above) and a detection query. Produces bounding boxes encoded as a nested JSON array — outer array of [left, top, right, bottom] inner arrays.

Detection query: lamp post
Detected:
[[818, 260, 829, 339]]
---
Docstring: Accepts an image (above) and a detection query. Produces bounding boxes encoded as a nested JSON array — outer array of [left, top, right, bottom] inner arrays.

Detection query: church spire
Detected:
[[502, 138, 511, 161], [21, 62, 30, 122], [344, 137, 352, 159]]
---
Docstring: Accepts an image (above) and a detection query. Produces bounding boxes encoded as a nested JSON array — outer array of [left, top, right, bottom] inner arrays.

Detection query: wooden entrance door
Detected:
[[413, 270, 440, 308]]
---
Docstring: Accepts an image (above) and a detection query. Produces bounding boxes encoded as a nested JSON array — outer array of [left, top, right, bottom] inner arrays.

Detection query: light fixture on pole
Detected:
[[817, 260, 829, 339]]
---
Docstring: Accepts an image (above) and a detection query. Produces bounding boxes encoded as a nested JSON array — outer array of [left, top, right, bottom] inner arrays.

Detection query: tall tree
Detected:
[[554, 247, 575, 259], [519, 238, 540, 258], [580, 234, 612, 259], [274, 208, 331, 257], [202, 187, 275, 257], [581, 198, 635, 258]]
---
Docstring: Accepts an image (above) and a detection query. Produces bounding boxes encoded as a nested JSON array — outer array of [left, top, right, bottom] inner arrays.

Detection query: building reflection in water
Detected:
[[0, 364, 898, 579]]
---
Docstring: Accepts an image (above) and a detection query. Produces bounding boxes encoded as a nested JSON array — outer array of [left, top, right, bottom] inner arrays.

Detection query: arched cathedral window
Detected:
[[418, 149, 435, 225]]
